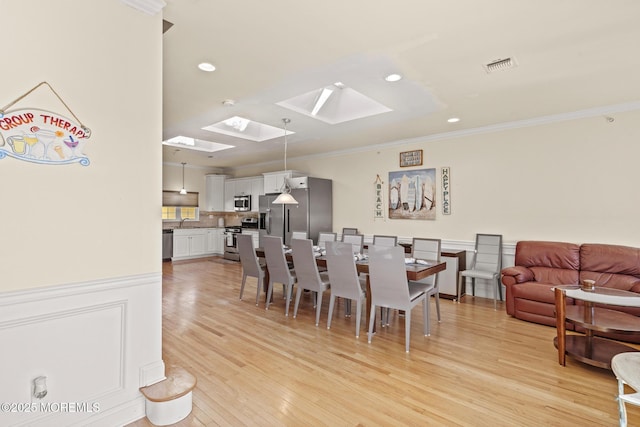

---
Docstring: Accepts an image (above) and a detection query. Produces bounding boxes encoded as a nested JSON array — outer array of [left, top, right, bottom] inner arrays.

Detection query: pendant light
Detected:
[[272, 118, 298, 205], [179, 162, 187, 195]]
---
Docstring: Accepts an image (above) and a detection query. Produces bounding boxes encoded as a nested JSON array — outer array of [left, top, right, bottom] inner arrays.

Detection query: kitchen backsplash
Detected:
[[162, 211, 258, 229]]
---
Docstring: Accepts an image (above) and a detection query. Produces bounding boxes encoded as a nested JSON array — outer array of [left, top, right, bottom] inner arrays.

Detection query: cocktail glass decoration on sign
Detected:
[[0, 82, 91, 166], [388, 168, 436, 220]]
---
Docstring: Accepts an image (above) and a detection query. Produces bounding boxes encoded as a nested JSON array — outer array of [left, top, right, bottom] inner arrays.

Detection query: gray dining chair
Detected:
[[411, 237, 442, 322], [367, 245, 432, 352], [325, 241, 367, 337], [291, 231, 307, 240], [237, 234, 265, 305], [317, 232, 337, 249], [263, 235, 297, 315], [342, 234, 364, 255], [342, 227, 358, 236], [457, 233, 503, 309], [291, 238, 330, 326], [373, 235, 397, 247]]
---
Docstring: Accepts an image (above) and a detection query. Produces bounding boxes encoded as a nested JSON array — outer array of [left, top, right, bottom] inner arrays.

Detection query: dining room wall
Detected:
[[0, 1, 163, 425], [287, 108, 640, 248]]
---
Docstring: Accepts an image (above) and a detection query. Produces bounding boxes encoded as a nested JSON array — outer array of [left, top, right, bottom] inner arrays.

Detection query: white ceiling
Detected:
[[160, 0, 640, 170]]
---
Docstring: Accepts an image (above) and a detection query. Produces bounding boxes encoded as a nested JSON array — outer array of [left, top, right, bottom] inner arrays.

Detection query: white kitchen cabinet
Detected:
[[173, 228, 207, 260], [224, 180, 236, 211], [206, 228, 224, 255], [235, 178, 252, 196], [224, 176, 265, 211], [250, 177, 264, 212], [204, 174, 226, 212], [262, 170, 304, 194]]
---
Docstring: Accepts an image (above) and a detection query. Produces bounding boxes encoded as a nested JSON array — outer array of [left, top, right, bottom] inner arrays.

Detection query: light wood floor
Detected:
[[128, 257, 639, 426]]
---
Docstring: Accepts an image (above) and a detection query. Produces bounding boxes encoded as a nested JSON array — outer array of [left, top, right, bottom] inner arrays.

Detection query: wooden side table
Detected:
[[554, 285, 640, 370]]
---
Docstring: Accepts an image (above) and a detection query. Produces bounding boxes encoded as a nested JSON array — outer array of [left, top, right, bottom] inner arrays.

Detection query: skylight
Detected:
[[162, 136, 234, 153], [202, 117, 292, 142], [277, 83, 392, 124]]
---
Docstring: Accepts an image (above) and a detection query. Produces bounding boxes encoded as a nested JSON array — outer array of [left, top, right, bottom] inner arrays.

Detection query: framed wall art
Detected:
[[399, 149, 423, 167], [388, 168, 436, 220]]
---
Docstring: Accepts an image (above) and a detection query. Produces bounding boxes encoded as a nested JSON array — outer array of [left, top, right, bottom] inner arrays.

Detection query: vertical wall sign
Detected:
[[441, 167, 451, 215], [374, 174, 384, 219], [0, 82, 91, 166]]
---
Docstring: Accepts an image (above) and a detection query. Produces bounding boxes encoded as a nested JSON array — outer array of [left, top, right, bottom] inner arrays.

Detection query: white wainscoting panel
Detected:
[[0, 273, 163, 426]]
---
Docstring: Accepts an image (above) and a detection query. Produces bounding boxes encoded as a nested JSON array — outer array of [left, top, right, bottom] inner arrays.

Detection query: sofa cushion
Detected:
[[515, 241, 580, 285], [580, 243, 640, 292]]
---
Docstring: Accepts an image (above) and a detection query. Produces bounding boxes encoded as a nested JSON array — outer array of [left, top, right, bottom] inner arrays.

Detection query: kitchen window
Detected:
[[162, 206, 199, 221]]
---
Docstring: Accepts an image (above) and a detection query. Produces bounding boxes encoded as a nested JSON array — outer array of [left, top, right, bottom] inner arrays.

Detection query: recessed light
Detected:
[[385, 73, 402, 82], [198, 62, 216, 72], [447, 117, 460, 123]]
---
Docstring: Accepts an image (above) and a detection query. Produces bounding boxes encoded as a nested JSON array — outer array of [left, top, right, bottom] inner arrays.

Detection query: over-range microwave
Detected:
[[234, 195, 251, 212]]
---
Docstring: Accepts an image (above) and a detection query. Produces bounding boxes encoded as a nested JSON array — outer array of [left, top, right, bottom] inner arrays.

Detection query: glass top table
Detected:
[[554, 285, 640, 370]]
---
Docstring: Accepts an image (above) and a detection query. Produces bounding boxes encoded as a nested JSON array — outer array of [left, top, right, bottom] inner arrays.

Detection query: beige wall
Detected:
[[217, 110, 640, 247], [1, 0, 162, 290], [289, 110, 640, 246]]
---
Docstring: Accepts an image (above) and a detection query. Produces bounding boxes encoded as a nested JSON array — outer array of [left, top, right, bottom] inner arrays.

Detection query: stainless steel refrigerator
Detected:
[[259, 177, 332, 247]]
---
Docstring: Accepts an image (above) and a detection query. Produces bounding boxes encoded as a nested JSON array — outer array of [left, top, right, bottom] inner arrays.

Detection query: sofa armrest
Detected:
[[501, 266, 534, 286]]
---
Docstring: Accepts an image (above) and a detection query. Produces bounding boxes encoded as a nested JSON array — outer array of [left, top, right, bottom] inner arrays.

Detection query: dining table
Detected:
[[255, 247, 446, 333]]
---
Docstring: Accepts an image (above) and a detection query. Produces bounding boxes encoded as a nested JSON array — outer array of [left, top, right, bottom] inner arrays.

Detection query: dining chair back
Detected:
[[237, 234, 265, 305], [290, 238, 330, 326], [367, 245, 431, 352], [412, 237, 442, 322], [317, 232, 337, 248], [325, 241, 367, 337], [342, 234, 364, 254], [342, 227, 358, 236], [457, 233, 503, 309], [263, 235, 297, 315], [373, 235, 397, 247], [291, 231, 307, 240]]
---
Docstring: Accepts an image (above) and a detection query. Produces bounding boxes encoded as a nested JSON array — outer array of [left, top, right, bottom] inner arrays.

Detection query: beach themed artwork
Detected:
[[0, 82, 91, 166], [388, 168, 436, 220]]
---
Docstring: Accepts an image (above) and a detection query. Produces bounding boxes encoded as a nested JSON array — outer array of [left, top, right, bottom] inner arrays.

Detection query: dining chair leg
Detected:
[[405, 311, 411, 352], [265, 280, 274, 310], [355, 298, 362, 338], [315, 291, 323, 326], [285, 285, 293, 316], [457, 272, 463, 303], [327, 295, 336, 329], [293, 287, 303, 318], [471, 278, 476, 296], [618, 378, 628, 427], [367, 304, 377, 344], [493, 276, 498, 310], [434, 292, 441, 322], [423, 298, 430, 336], [255, 276, 262, 306], [239, 273, 247, 300]]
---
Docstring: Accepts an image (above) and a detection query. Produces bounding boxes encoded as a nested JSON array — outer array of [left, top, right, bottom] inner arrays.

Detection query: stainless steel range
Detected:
[[223, 226, 242, 261]]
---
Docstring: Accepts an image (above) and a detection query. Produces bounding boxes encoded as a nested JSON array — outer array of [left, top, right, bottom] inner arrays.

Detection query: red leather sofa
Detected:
[[501, 241, 640, 343]]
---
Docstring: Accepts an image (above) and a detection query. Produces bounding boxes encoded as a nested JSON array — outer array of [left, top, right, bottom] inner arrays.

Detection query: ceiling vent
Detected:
[[483, 57, 517, 74]]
